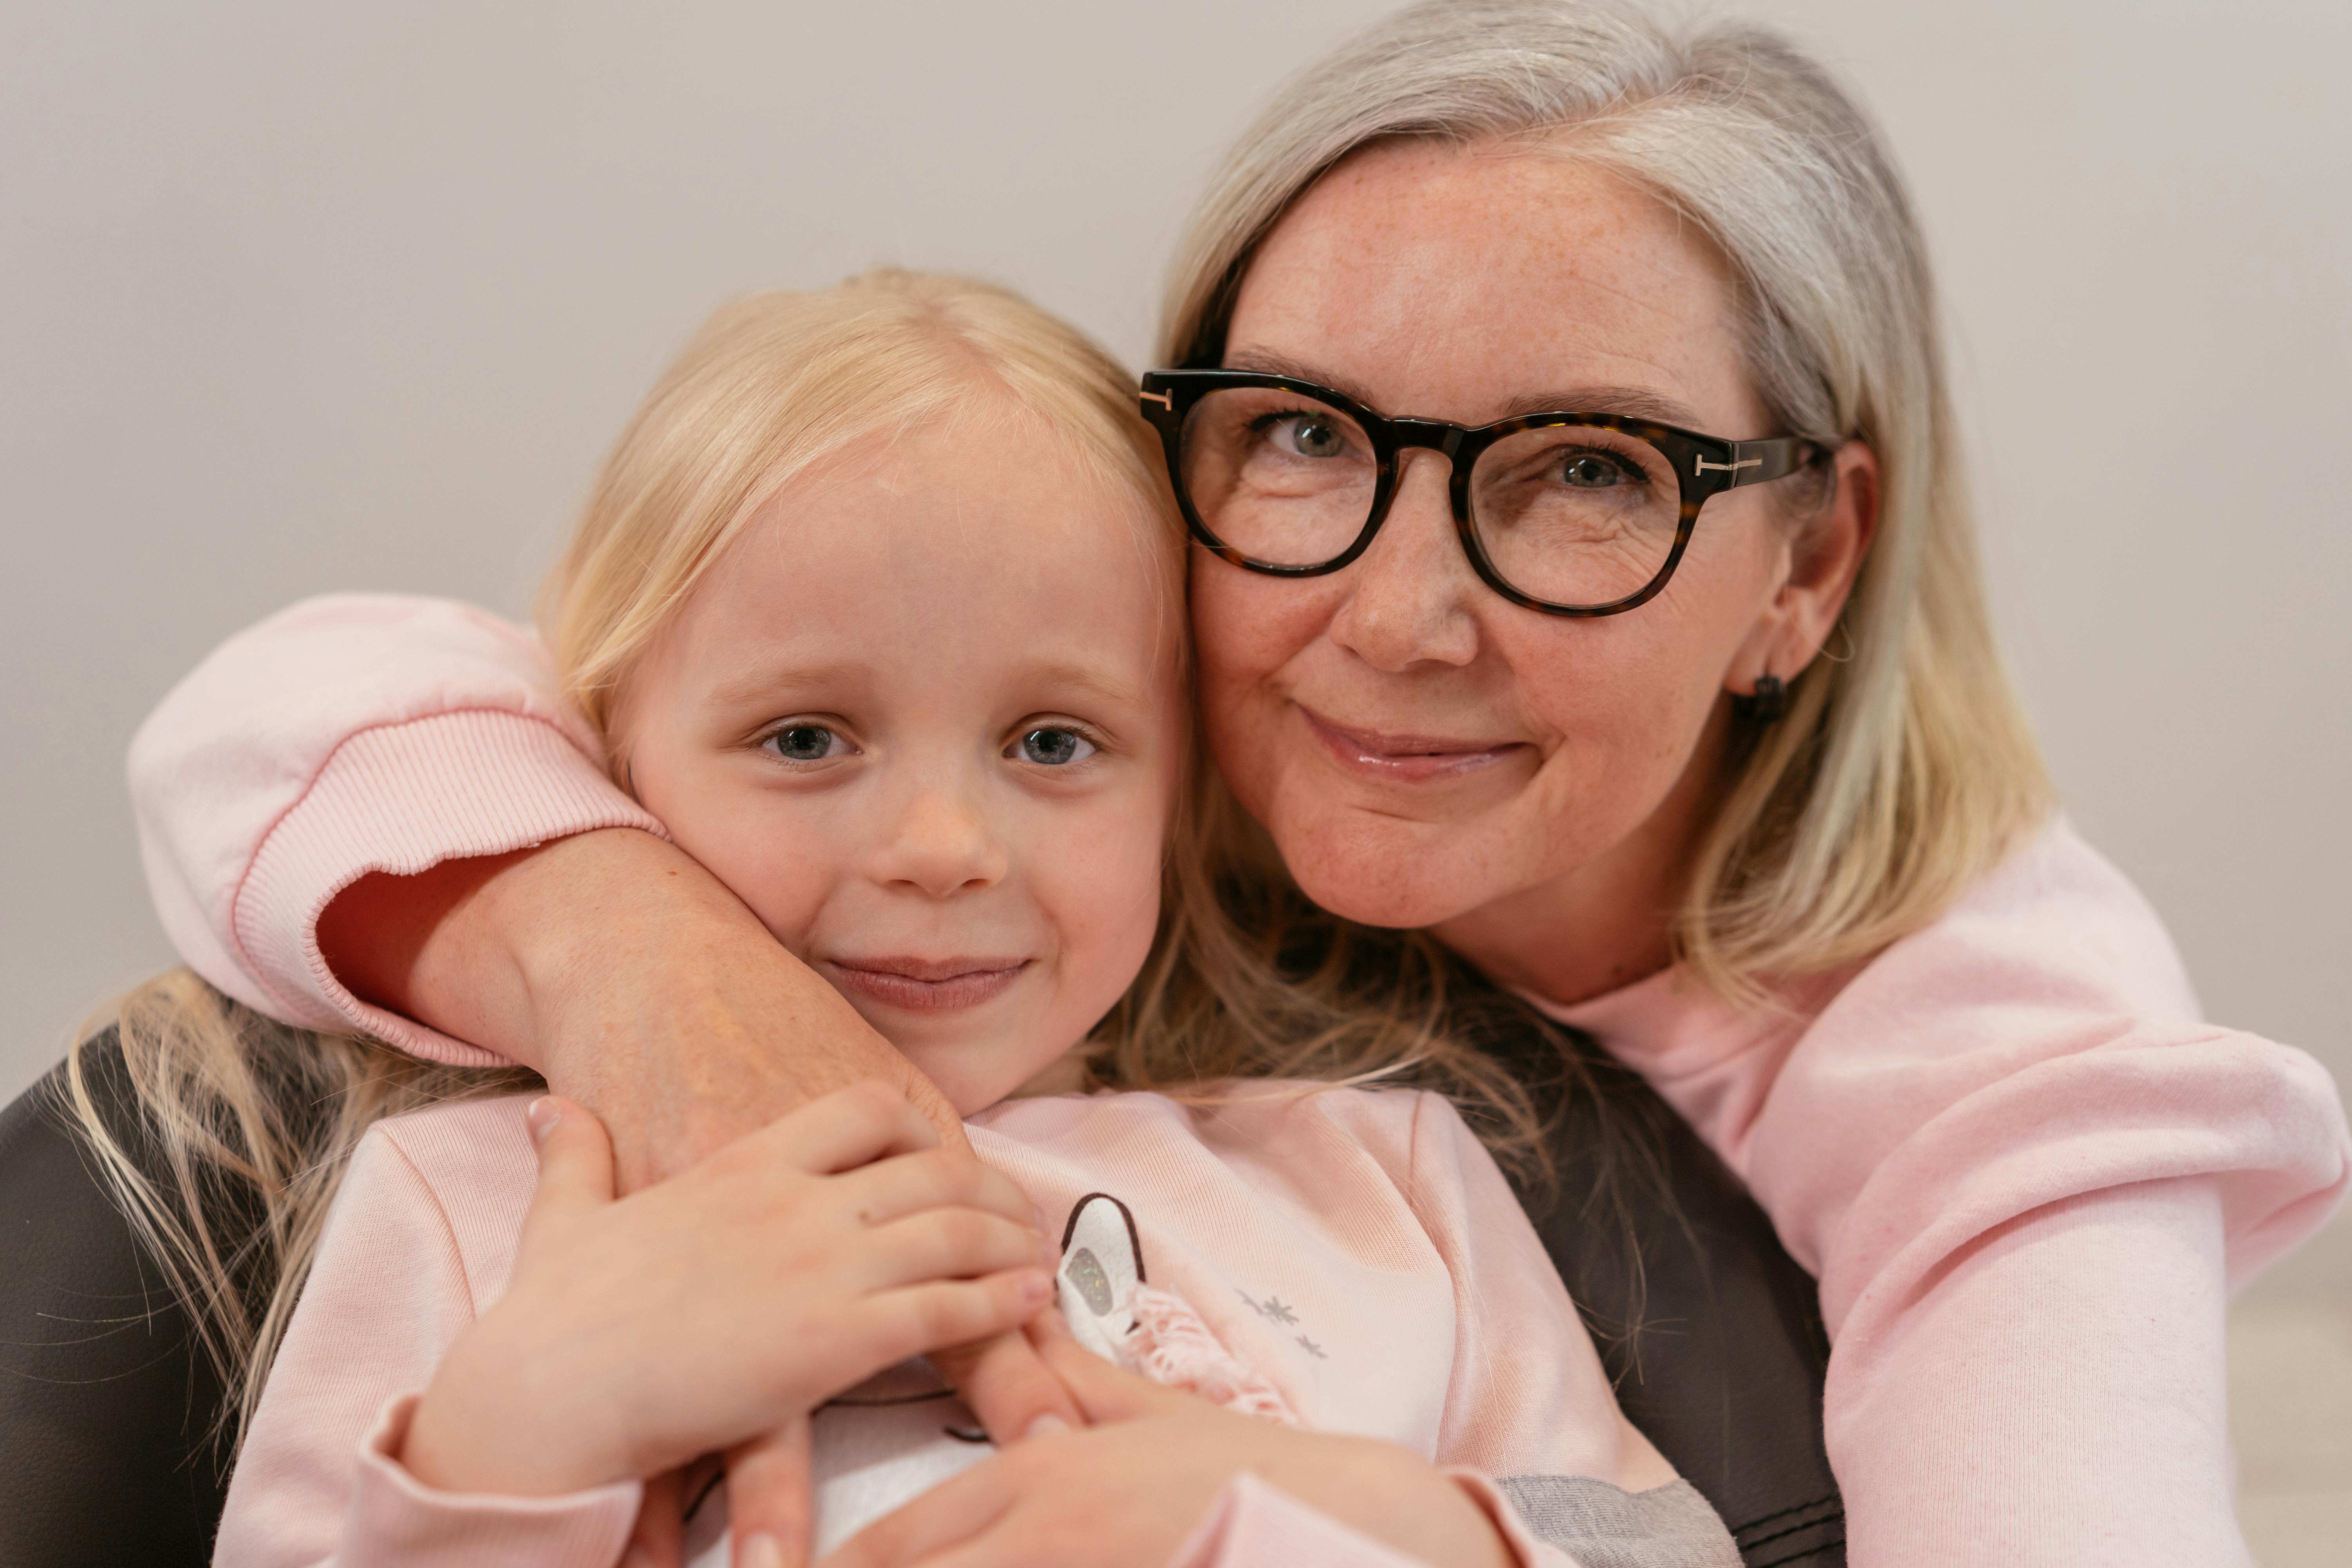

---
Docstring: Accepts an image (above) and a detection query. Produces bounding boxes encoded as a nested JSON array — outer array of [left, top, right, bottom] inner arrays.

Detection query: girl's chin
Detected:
[[889, 1036, 1083, 1119]]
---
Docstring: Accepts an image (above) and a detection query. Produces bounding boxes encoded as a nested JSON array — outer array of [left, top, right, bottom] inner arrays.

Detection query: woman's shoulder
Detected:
[[1853, 818, 2201, 1025]]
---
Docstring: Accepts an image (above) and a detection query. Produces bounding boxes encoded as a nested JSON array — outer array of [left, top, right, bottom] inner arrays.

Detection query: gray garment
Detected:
[[1497, 1476, 1742, 1568]]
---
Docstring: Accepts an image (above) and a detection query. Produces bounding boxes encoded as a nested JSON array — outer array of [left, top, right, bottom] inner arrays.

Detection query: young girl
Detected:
[[205, 272, 1737, 1568]]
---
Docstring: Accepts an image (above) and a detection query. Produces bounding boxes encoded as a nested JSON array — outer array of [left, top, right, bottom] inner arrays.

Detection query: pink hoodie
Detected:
[[132, 594, 2348, 1566]]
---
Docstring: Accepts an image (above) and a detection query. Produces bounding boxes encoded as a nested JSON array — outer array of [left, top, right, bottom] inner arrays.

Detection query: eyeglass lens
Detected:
[[1177, 385, 1685, 607]]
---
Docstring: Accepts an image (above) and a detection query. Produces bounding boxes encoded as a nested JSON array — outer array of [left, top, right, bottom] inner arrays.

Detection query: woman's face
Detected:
[[1193, 141, 1870, 989]]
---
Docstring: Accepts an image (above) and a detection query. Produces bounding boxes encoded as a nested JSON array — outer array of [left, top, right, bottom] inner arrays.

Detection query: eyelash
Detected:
[[754, 721, 1110, 768], [1006, 722, 1106, 768], [760, 722, 853, 764]]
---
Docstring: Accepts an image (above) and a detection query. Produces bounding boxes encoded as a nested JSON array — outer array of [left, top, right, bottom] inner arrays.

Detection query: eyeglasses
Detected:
[[1138, 369, 1819, 617]]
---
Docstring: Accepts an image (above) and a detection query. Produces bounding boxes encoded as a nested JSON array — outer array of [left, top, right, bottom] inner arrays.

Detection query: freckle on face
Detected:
[[620, 419, 1190, 1114], [1190, 141, 1791, 935]]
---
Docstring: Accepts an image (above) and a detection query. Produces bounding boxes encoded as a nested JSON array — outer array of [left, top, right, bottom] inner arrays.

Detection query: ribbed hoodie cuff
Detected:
[[231, 709, 664, 1067], [348, 1393, 641, 1566]]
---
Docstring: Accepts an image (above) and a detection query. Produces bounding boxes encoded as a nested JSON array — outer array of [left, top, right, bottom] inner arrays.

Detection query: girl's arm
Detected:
[[1622, 825, 2350, 1565], [129, 593, 956, 1187], [219, 1088, 1055, 1568]]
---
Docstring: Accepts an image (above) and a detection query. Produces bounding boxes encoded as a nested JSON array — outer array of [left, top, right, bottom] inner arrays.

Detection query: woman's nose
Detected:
[[868, 785, 1010, 898], [1324, 451, 1483, 671]]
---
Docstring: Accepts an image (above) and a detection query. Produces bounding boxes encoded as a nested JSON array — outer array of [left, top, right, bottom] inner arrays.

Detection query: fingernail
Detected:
[[620, 1549, 655, 1568], [737, 1532, 785, 1568], [1023, 1413, 1071, 1441], [525, 1097, 561, 1147]]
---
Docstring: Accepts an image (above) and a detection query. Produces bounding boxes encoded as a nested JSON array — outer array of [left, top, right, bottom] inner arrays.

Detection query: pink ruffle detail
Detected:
[[1125, 1286, 1301, 1426]]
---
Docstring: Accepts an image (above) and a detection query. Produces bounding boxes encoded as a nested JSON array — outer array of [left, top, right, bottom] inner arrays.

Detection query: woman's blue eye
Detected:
[[1559, 453, 1634, 488], [768, 724, 839, 762], [1016, 727, 1095, 766]]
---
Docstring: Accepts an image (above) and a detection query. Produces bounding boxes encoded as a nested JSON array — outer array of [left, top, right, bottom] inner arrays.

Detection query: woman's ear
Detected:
[[1728, 438, 1880, 692]]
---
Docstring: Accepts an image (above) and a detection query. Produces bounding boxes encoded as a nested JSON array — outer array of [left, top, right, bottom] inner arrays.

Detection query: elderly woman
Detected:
[[110, 2, 2345, 1564]]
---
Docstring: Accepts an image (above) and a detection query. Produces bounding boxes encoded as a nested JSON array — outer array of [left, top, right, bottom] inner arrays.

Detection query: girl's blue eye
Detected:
[[1016, 727, 1095, 766], [768, 724, 840, 762]]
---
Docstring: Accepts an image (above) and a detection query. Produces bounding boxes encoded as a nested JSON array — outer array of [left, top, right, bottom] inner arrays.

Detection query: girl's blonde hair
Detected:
[[1162, 0, 2053, 997], [65, 267, 1590, 1454]]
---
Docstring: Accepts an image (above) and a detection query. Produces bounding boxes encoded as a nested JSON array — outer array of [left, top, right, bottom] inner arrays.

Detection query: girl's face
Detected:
[[620, 414, 1187, 1115]]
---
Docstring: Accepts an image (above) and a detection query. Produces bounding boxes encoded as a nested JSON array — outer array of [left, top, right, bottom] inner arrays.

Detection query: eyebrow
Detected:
[[1020, 659, 1152, 713], [702, 660, 866, 713], [1220, 347, 1706, 431], [702, 658, 1151, 717]]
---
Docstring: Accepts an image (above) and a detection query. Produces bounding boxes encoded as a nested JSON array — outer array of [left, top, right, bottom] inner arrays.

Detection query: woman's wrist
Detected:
[[321, 827, 956, 1187]]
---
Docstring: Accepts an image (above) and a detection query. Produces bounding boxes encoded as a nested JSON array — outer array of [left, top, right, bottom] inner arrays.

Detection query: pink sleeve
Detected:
[[1169, 1472, 1580, 1568], [128, 593, 662, 1066], [1589, 824, 2350, 1565], [212, 1126, 639, 1567]]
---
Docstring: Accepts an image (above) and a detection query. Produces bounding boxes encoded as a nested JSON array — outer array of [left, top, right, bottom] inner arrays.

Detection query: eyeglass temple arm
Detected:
[[1724, 437, 1818, 488]]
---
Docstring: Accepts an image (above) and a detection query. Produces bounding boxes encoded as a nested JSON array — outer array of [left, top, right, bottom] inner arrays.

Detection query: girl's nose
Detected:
[[868, 787, 1010, 898]]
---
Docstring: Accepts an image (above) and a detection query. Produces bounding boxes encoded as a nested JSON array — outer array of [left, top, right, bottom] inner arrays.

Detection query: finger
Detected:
[[833, 1148, 1041, 1234], [817, 1449, 1015, 1568], [886, 1056, 971, 1155], [860, 1210, 1055, 1291], [621, 1469, 686, 1568], [519, 1096, 616, 1233], [1031, 1330, 1191, 1425], [759, 1081, 942, 1175], [858, 1272, 1057, 1369], [933, 1330, 1083, 1446], [726, 1415, 815, 1568]]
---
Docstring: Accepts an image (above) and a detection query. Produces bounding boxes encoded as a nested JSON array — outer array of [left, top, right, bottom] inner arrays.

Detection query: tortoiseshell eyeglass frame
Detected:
[[1138, 368, 1820, 617]]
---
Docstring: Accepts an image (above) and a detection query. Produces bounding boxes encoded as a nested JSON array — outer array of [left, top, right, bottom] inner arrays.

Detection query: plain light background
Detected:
[[4, 2, 2349, 1557], [4, 3, 2344, 1203]]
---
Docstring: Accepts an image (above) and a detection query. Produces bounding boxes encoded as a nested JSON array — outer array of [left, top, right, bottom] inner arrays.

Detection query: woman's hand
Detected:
[[397, 1088, 1056, 1512], [823, 1325, 1515, 1568], [322, 828, 962, 1187]]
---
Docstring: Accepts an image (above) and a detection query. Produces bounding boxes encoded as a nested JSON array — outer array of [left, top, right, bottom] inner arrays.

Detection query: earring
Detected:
[[1734, 673, 1787, 723]]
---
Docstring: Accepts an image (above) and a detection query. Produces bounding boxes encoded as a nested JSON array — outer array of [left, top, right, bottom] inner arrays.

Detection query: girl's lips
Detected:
[[1298, 706, 1528, 783], [825, 959, 1031, 1014]]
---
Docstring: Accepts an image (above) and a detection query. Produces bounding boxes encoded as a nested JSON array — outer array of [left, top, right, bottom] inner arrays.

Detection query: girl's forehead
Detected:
[[662, 427, 1184, 702]]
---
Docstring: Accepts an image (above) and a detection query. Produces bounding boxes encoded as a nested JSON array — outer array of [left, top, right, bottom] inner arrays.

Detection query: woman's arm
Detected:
[[129, 593, 953, 1183], [1608, 826, 2349, 1566]]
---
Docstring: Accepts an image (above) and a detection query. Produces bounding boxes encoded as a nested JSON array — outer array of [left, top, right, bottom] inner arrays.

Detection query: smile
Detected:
[[1298, 706, 1530, 784], [825, 958, 1032, 1014]]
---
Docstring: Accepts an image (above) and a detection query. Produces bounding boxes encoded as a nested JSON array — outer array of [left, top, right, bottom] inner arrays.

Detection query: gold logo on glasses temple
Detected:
[[1694, 456, 1762, 476], [1138, 390, 1173, 409]]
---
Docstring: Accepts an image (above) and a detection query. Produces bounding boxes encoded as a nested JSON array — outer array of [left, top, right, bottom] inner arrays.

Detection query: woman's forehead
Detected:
[[1229, 140, 1759, 433]]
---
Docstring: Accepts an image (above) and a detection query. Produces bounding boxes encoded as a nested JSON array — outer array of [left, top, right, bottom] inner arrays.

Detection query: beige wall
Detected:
[[6, 0, 2345, 1136]]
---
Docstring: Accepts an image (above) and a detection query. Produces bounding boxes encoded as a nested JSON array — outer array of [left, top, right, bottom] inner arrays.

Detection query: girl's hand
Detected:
[[822, 1324, 1514, 1568], [397, 1088, 1057, 1508]]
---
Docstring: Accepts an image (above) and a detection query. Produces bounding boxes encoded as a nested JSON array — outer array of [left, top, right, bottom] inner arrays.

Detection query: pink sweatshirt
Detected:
[[134, 594, 2350, 1566], [216, 1088, 1728, 1567]]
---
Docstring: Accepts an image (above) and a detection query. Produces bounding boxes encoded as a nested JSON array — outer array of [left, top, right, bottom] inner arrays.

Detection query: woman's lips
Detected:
[[826, 958, 1031, 1013], [1298, 706, 1528, 784]]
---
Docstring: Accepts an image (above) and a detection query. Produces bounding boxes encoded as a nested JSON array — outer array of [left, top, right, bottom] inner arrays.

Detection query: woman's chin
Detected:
[[1274, 812, 1516, 932]]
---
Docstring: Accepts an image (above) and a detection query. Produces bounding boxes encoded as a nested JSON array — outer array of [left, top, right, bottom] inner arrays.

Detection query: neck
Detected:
[[1431, 711, 1726, 1009]]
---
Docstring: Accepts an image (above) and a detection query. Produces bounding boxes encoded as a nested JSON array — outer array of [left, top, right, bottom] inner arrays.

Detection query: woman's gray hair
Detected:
[[1163, 0, 2049, 991]]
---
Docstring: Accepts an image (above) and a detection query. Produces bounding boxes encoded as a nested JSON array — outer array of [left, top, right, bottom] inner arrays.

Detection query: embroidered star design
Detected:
[[1260, 1296, 1299, 1325], [1236, 1288, 1267, 1316], [1295, 1334, 1327, 1359]]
